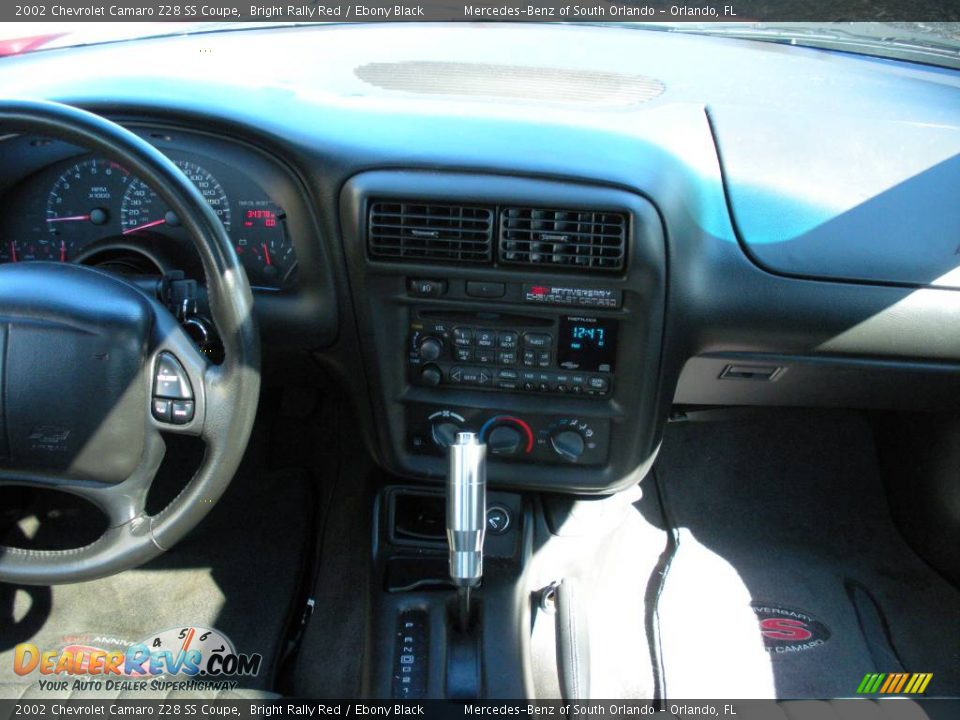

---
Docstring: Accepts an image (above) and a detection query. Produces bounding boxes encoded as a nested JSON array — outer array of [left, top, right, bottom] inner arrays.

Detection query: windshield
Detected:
[[1, 20, 959, 69]]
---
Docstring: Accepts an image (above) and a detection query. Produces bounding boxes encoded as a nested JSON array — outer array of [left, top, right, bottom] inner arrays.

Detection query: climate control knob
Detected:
[[432, 421, 462, 449], [550, 430, 585, 462], [487, 425, 523, 456], [417, 336, 443, 361]]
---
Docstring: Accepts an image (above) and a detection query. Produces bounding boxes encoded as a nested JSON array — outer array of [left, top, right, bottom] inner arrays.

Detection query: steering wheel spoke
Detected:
[[0, 100, 259, 585]]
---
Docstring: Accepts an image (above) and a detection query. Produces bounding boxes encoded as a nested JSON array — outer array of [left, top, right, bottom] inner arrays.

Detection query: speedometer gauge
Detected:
[[120, 161, 230, 236], [46, 158, 130, 261]]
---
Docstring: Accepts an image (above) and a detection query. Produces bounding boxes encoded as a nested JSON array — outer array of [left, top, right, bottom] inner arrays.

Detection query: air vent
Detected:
[[368, 201, 494, 263], [499, 207, 627, 271]]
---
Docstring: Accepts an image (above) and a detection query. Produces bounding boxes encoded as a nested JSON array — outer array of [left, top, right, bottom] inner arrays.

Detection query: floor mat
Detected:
[[0, 441, 312, 694], [651, 409, 960, 700]]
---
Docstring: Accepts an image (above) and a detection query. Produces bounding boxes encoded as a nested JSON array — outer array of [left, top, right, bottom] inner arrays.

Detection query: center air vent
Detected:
[[368, 201, 494, 263], [499, 207, 626, 271]]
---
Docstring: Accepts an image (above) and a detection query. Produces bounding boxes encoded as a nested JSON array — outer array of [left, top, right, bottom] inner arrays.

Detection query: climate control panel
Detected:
[[407, 405, 610, 466]]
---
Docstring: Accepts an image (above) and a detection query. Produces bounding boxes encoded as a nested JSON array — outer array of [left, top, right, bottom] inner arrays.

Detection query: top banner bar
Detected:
[[5, 1, 960, 23]]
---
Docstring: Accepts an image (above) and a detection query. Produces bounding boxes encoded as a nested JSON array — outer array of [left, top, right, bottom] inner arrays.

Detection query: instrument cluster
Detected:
[[0, 148, 297, 289]]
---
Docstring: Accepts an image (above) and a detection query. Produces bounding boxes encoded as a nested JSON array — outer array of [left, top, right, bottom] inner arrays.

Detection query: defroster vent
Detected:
[[499, 207, 626, 271], [368, 201, 494, 263]]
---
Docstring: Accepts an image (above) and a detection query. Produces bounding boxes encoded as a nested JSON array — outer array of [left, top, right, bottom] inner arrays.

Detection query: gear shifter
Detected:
[[447, 431, 487, 631]]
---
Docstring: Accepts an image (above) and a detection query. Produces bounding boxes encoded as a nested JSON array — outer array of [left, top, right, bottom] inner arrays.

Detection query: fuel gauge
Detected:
[[234, 202, 296, 288]]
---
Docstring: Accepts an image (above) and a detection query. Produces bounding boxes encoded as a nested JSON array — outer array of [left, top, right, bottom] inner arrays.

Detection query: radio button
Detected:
[[460, 367, 482, 384], [453, 327, 474, 347], [537, 351, 551, 367], [476, 329, 497, 348], [420, 365, 442, 387], [588, 376, 610, 393], [498, 331, 519, 349], [476, 349, 496, 364], [522, 350, 537, 367], [523, 332, 552, 349], [497, 350, 517, 365], [454, 347, 473, 363]]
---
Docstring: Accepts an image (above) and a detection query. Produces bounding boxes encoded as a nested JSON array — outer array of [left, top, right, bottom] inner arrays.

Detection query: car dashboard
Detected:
[[1, 22, 959, 494]]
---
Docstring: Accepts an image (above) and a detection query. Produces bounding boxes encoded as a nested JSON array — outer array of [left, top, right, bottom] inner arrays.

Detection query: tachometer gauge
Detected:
[[120, 161, 230, 236], [46, 158, 130, 261], [234, 202, 297, 287]]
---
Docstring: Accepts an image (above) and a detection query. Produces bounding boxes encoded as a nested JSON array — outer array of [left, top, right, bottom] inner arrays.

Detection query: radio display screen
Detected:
[[557, 316, 618, 372]]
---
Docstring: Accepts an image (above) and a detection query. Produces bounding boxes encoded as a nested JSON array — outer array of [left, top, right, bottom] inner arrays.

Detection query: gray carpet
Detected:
[[651, 409, 960, 699], [0, 437, 312, 696], [289, 430, 373, 699]]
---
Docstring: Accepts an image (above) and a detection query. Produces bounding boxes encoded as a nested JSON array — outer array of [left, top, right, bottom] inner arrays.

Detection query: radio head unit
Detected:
[[408, 311, 618, 398]]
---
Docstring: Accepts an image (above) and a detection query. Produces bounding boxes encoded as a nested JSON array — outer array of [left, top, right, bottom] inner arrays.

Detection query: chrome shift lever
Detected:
[[447, 432, 487, 630]]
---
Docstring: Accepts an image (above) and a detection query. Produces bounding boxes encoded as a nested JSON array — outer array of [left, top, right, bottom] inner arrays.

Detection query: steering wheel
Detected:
[[0, 100, 260, 585]]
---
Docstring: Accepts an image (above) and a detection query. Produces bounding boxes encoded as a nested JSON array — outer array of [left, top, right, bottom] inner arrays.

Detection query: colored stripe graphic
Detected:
[[857, 672, 932, 694]]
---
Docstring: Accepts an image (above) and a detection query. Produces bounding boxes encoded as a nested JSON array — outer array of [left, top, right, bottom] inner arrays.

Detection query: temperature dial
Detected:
[[479, 416, 534, 457]]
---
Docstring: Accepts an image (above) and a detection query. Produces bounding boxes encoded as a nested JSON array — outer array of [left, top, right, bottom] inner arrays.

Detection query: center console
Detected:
[[339, 170, 667, 493]]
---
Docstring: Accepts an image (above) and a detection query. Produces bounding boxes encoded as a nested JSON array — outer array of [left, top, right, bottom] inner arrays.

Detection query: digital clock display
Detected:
[[557, 316, 618, 372]]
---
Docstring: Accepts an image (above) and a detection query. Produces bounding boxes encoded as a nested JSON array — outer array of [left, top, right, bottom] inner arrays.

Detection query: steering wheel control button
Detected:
[[154, 352, 194, 400], [486, 505, 512, 535], [170, 400, 196, 425], [151, 399, 172, 423]]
